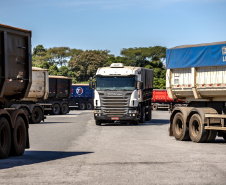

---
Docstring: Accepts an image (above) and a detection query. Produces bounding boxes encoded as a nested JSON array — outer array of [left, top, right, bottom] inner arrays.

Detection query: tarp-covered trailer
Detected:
[[166, 41, 226, 143]]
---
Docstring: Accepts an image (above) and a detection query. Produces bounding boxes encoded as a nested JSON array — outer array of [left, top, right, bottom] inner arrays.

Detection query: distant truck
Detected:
[[41, 75, 72, 115], [0, 24, 31, 158], [89, 63, 153, 125], [28, 68, 72, 115], [16, 68, 71, 123], [167, 41, 226, 143], [69, 84, 94, 110], [152, 89, 184, 110]]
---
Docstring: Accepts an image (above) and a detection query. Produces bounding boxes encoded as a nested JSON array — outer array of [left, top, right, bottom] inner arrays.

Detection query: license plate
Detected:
[[111, 117, 119, 120]]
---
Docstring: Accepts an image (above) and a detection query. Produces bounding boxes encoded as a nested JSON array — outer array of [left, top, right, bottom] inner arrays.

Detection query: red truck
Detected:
[[152, 89, 184, 110]]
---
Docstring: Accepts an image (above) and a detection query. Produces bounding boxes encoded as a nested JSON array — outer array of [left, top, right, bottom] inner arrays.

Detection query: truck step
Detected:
[[205, 126, 226, 131], [205, 114, 226, 119]]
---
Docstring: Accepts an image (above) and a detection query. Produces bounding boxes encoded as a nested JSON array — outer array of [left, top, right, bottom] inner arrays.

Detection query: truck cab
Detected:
[[89, 63, 153, 125]]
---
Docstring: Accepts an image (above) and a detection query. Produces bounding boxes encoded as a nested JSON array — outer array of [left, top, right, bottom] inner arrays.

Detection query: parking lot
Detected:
[[1, 110, 226, 185]]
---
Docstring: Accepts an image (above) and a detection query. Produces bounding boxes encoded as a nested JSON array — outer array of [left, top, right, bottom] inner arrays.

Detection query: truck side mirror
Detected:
[[89, 77, 93, 89], [138, 81, 143, 89]]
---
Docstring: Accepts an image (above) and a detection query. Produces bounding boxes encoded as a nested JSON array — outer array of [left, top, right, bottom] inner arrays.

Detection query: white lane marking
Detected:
[[47, 115, 79, 118]]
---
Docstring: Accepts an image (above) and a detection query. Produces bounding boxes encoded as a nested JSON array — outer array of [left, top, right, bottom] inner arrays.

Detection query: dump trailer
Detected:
[[0, 24, 31, 158], [69, 84, 94, 110], [166, 41, 226, 143], [16, 67, 49, 123], [38, 75, 72, 115], [152, 89, 184, 110], [89, 63, 153, 125]]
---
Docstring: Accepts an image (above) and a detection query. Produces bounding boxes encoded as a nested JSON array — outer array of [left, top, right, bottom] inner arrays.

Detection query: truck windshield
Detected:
[[96, 76, 136, 91]]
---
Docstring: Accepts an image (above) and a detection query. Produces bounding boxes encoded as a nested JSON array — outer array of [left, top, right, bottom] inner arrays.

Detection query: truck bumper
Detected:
[[94, 114, 139, 122]]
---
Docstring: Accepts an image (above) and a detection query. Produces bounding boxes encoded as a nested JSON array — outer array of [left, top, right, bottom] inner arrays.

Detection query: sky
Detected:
[[0, 0, 226, 56]]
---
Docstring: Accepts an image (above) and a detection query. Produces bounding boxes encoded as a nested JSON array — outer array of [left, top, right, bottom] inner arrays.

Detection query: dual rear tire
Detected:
[[172, 113, 217, 143], [0, 116, 27, 159]]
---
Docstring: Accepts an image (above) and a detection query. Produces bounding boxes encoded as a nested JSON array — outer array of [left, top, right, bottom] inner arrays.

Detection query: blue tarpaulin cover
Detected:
[[166, 41, 226, 69]]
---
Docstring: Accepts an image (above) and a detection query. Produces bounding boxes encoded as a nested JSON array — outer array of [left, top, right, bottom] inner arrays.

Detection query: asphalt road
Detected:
[[1, 110, 226, 185]]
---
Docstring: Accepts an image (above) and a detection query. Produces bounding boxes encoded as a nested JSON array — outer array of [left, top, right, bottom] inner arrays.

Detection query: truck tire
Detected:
[[189, 114, 208, 143], [172, 112, 190, 141], [52, 103, 60, 115], [79, 103, 86, 110], [206, 130, 217, 143], [139, 106, 145, 123], [96, 120, 101, 126], [31, 107, 43, 123], [11, 116, 26, 156], [152, 104, 158, 110], [60, 103, 68, 115], [145, 105, 151, 121], [86, 102, 93, 110], [0, 117, 11, 159]]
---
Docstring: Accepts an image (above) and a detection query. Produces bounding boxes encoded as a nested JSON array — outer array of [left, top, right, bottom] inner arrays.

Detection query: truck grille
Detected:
[[101, 96, 129, 117]]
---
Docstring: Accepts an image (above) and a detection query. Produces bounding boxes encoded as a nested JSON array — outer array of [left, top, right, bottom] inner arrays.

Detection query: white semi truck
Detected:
[[167, 41, 226, 143], [89, 63, 153, 125]]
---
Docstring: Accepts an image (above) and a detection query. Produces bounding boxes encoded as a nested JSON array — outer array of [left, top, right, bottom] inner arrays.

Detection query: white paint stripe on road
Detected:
[[47, 115, 79, 118]]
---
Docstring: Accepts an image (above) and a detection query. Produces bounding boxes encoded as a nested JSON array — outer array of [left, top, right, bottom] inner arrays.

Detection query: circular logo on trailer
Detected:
[[76, 87, 83, 95]]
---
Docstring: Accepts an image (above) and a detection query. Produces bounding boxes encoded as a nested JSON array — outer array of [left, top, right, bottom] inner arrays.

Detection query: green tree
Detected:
[[47, 47, 70, 66], [120, 46, 166, 67], [49, 65, 59, 75], [32, 45, 48, 67], [68, 50, 110, 82], [58, 66, 69, 76], [40, 61, 50, 69]]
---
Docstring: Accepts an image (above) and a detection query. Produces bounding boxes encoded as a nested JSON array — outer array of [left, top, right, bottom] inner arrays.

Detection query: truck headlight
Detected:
[[129, 110, 137, 113]]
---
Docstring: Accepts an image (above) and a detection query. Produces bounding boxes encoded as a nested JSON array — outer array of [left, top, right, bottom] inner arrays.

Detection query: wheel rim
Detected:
[[87, 103, 92, 110], [80, 103, 85, 110], [54, 104, 60, 113], [62, 104, 68, 113], [175, 119, 183, 135], [34, 111, 39, 120], [191, 120, 200, 137]]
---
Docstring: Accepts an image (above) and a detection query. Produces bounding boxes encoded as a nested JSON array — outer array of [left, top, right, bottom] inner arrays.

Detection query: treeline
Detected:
[[32, 45, 167, 89]]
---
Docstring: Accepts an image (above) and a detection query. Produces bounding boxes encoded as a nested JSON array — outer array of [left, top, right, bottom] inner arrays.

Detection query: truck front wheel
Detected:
[[172, 112, 190, 141], [139, 106, 146, 123], [11, 116, 26, 156], [189, 114, 208, 143], [0, 117, 11, 159]]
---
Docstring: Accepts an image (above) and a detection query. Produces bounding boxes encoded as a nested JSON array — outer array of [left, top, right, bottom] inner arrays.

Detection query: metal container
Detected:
[[0, 24, 32, 101], [48, 75, 72, 99], [71, 84, 94, 99], [25, 67, 49, 101], [166, 41, 226, 101]]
